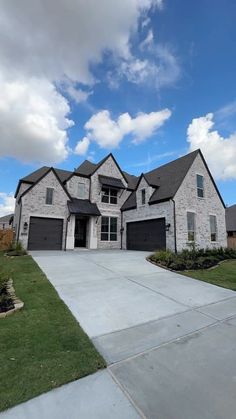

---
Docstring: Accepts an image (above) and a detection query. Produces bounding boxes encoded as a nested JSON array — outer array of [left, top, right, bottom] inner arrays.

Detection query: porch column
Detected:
[[88, 216, 98, 249]]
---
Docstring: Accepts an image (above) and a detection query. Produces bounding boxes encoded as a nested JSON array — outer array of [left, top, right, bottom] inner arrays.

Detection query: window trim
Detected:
[[187, 211, 196, 242], [45, 187, 54, 205], [196, 174, 204, 198], [78, 182, 86, 199], [101, 187, 118, 205], [209, 214, 217, 242], [100, 216, 118, 242], [141, 188, 146, 205]]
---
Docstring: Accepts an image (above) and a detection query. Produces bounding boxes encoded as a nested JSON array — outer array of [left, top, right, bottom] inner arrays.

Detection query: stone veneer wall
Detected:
[[66, 176, 90, 199], [90, 156, 131, 249], [14, 182, 32, 240], [19, 171, 70, 249], [122, 177, 175, 251], [174, 154, 227, 251]]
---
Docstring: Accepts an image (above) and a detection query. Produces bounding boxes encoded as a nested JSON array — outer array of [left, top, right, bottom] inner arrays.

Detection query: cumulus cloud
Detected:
[[0, 193, 15, 217], [82, 108, 171, 149], [75, 137, 90, 156], [0, 0, 162, 163], [0, 76, 73, 163], [187, 113, 236, 180]]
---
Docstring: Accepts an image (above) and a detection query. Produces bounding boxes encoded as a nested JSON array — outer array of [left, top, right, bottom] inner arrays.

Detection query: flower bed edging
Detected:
[[0, 279, 24, 319]]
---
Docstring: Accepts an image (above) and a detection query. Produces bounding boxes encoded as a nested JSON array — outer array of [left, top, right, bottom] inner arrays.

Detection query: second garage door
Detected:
[[28, 217, 63, 250], [127, 218, 166, 251]]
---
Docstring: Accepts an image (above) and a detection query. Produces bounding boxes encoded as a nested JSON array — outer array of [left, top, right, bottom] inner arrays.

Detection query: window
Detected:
[[141, 189, 146, 205], [101, 188, 117, 204], [197, 174, 204, 198], [187, 212, 195, 241], [101, 217, 117, 241], [210, 215, 217, 242], [45, 188, 53, 205], [78, 182, 85, 199]]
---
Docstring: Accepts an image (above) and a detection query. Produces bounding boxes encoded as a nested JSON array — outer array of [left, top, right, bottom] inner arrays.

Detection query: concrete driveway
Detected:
[[3, 250, 236, 419]]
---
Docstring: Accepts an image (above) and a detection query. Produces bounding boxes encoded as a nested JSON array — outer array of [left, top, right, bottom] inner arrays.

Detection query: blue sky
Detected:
[[0, 0, 236, 215]]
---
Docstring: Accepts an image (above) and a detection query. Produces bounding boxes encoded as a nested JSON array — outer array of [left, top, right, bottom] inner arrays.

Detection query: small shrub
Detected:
[[6, 241, 27, 256], [150, 247, 236, 271]]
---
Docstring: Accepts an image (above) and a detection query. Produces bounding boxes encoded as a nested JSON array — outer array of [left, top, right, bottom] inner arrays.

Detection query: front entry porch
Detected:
[[66, 198, 101, 250]]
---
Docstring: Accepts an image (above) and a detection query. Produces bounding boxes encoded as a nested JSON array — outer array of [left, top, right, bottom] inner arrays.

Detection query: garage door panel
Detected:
[[127, 218, 166, 251], [28, 217, 63, 250]]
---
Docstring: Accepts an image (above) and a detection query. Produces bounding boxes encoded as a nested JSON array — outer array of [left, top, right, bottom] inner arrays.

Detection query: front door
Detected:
[[74, 217, 87, 247]]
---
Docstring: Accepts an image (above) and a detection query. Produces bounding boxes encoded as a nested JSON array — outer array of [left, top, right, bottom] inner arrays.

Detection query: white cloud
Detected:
[[0, 0, 162, 163], [82, 108, 171, 149], [75, 137, 90, 156], [187, 113, 236, 180], [0, 76, 73, 163], [0, 193, 15, 217], [109, 44, 180, 89], [140, 29, 154, 50]]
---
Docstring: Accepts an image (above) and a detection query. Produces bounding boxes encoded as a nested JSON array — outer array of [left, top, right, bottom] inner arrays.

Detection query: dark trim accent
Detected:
[[171, 198, 177, 253], [149, 197, 170, 205], [90, 153, 129, 185], [198, 150, 225, 208], [121, 205, 137, 212], [19, 167, 72, 202], [14, 180, 33, 198], [63, 172, 90, 183]]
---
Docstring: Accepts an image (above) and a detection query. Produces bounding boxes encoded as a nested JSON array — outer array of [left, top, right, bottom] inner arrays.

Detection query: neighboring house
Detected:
[[14, 149, 227, 252], [0, 213, 14, 230], [226, 204, 236, 249]]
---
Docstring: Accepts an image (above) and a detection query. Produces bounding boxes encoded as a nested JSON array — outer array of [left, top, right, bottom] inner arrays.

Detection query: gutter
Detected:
[[171, 198, 177, 253]]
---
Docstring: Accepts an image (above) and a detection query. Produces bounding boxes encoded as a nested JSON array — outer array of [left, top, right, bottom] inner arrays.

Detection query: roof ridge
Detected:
[[145, 149, 200, 175]]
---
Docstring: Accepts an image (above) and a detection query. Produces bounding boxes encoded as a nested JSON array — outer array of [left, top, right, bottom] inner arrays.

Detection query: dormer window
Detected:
[[101, 187, 117, 204], [141, 189, 146, 205], [45, 188, 53, 205], [196, 174, 204, 198]]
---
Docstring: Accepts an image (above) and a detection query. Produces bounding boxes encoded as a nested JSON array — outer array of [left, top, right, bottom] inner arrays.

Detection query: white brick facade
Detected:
[[174, 154, 227, 251], [14, 152, 227, 252]]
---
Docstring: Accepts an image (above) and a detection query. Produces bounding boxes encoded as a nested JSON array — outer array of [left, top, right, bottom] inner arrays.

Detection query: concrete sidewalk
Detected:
[[2, 250, 236, 419]]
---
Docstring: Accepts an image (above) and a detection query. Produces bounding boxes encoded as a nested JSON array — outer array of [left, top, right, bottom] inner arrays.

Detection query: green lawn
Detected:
[[0, 252, 105, 412], [183, 260, 236, 291]]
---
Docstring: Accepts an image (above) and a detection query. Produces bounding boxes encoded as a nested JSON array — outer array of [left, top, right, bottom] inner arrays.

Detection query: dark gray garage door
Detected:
[[127, 218, 166, 251], [28, 217, 63, 250]]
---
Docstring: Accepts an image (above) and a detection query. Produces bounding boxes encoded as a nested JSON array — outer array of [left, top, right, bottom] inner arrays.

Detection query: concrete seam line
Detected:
[[108, 320, 220, 367], [195, 294, 236, 309], [108, 368, 147, 419], [123, 274, 192, 308], [91, 308, 197, 340]]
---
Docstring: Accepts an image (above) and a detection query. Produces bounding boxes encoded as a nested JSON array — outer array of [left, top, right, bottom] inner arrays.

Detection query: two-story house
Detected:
[[13, 149, 227, 252]]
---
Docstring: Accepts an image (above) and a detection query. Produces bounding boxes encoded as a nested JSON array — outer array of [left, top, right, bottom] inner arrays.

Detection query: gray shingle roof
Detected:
[[99, 175, 125, 189], [226, 204, 236, 231], [21, 167, 73, 184], [0, 213, 14, 223], [68, 199, 101, 216], [121, 191, 137, 211], [122, 172, 139, 190], [75, 160, 98, 177], [146, 150, 200, 203]]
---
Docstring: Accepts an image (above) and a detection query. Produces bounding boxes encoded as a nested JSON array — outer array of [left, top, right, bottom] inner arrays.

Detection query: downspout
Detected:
[[171, 198, 177, 253], [64, 213, 70, 251], [120, 210, 124, 250]]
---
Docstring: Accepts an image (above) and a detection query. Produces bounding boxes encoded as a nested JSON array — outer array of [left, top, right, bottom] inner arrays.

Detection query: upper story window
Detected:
[[78, 182, 85, 199], [45, 188, 54, 205], [101, 187, 117, 204], [187, 211, 195, 241], [196, 174, 204, 198], [141, 189, 146, 205], [210, 215, 217, 242]]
